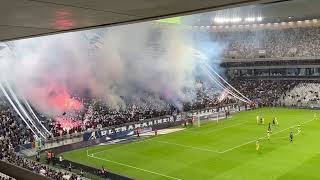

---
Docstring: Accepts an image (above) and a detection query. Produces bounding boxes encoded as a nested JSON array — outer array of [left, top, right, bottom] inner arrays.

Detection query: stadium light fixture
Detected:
[[245, 17, 255, 22], [257, 17, 263, 21], [230, 17, 242, 23], [214, 16, 263, 24], [214, 17, 242, 24]]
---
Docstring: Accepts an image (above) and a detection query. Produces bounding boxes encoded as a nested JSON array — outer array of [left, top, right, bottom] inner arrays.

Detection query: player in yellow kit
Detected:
[[297, 125, 301, 134], [256, 139, 260, 151]]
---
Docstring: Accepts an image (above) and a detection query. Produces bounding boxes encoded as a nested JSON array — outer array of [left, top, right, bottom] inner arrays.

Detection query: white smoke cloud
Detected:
[[0, 21, 225, 116]]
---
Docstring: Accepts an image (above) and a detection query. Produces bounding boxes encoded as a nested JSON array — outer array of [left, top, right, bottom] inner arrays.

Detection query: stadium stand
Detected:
[[0, 106, 85, 180], [280, 82, 320, 108], [230, 80, 299, 106], [0, 171, 14, 180], [2, 13, 320, 180], [46, 82, 237, 138], [215, 26, 320, 59]]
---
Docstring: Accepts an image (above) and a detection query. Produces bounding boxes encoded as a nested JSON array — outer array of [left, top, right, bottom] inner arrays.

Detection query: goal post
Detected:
[[215, 112, 219, 123], [191, 115, 201, 127], [192, 111, 220, 127], [197, 115, 201, 127]]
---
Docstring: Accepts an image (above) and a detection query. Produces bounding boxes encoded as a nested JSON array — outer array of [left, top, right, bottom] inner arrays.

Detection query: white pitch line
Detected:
[[219, 118, 315, 153], [154, 140, 221, 153], [185, 120, 248, 135], [91, 118, 315, 167], [92, 138, 153, 156], [272, 128, 301, 140], [88, 154, 182, 180], [202, 121, 248, 135]]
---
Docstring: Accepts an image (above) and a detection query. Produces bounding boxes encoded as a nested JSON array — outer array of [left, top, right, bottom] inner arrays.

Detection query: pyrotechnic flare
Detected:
[[191, 48, 251, 103]]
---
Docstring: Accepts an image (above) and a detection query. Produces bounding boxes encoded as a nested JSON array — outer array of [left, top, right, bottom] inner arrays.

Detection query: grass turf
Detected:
[[62, 108, 320, 180]]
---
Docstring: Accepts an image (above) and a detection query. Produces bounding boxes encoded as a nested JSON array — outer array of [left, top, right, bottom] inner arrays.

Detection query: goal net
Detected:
[[192, 111, 221, 127]]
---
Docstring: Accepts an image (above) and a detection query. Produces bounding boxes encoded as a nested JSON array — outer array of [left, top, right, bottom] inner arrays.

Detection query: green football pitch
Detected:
[[62, 108, 320, 180]]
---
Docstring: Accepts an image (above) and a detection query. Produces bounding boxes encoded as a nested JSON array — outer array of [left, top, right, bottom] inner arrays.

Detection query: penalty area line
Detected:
[[87, 154, 182, 180], [153, 140, 221, 153], [202, 121, 248, 135], [91, 138, 153, 156]]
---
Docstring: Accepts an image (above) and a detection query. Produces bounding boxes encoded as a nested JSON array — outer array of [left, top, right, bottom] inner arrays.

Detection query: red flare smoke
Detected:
[[27, 79, 83, 113], [56, 117, 82, 131]]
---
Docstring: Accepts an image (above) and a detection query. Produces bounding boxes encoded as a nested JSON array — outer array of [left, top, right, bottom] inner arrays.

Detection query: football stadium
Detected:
[[1, 0, 320, 180]]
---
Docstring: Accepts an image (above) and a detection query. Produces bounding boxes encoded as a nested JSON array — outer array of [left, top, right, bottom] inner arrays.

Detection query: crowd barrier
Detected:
[[38, 136, 132, 179], [59, 159, 133, 180], [0, 160, 50, 180]]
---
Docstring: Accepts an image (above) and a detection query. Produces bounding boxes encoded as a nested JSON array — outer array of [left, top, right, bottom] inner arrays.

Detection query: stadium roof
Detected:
[[0, 0, 275, 42], [192, 0, 320, 26]]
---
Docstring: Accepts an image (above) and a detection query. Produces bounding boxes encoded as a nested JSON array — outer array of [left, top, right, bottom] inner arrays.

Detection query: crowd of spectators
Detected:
[[47, 79, 311, 137], [0, 106, 34, 153], [4, 153, 79, 180], [37, 78, 318, 138], [48, 81, 237, 137], [214, 26, 320, 59], [230, 80, 299, 106], [280, 82, 320, 107], [0, 106, 82, 180]]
